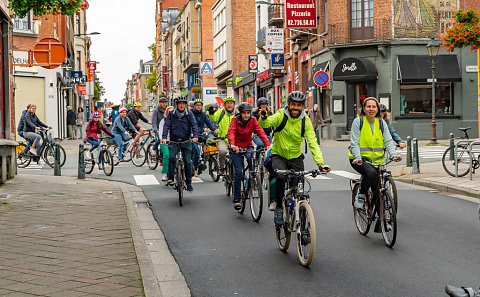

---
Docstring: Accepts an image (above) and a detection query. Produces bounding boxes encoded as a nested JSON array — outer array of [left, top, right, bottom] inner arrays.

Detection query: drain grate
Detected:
[[134, 201, 150, 208], [0, 193, 8, 199]]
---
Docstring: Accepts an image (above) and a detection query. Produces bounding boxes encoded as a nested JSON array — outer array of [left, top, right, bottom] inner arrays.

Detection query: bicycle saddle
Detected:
[[458, 127, 471, 132], [445, 285, 477, 297]]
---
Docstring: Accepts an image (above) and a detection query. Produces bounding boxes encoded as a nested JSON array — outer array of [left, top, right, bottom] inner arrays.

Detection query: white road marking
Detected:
[[306, 174, 332, 180], [134, 175, 160, 186], [330, 170, 361, 180], [191, 177, 204, 183]]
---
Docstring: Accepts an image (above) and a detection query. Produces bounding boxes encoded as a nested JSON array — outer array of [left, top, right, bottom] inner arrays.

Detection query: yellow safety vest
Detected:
[[349, 117, 385, 164]]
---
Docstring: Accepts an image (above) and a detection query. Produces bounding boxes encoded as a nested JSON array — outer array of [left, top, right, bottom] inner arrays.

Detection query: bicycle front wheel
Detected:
[[130, 145, 147, 167], [384, 175, 398, 213], [44, 144, 66, 168], [208, 156, 220, 182], [83, 149, 95, 174], [101, 150, 114, 176], [146, 143, 159, 170], [442, 147, 470, 177], [249, 174, 263, 222], [352, 182, 371, 235], [176, 166, 184, 207], [380, 191, 397, 248], [107, 144, 120, 166], [17, 143, 31, 168], [296, 202, 316, 267], [276, 199, 291, 251]]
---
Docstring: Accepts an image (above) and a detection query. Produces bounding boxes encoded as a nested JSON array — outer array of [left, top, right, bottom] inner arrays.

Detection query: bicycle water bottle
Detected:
[[289, 199, 295, 215], [245, 177, 249, 189]]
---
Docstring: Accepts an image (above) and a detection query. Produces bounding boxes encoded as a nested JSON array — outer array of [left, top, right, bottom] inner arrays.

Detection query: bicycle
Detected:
[[17, 128, 66, 169], [197, 135, 220, 182], [168, 140, 191, 207], [83, 137, 115, 176], [350, 158, 398, 248], [107, 136, 135, 166], [129, 129, 155, 167], [274, 169, 327, 267], [233, 148, 264, 222], [146, 133, 163, 170], [442, 127, 480, 177]]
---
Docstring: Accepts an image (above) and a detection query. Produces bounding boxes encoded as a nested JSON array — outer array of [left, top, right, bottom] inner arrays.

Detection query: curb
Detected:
[[397, 176, 480, 199]]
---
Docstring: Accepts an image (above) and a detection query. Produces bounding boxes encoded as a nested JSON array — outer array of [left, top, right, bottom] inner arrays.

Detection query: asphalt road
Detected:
[[20, 142, 480, 297]]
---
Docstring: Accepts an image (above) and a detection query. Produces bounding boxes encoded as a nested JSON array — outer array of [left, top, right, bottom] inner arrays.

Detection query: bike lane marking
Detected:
[[330, 170, 361, 180], [134, 175, 160, 186]]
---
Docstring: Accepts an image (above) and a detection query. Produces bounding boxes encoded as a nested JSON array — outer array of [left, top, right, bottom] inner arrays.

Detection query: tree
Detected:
[[146, 43, 158, 93], [440, 9, 480, 51], [93, 76, 105, 102], [8, 0, 89, 18], [148, 43, 156, 61]]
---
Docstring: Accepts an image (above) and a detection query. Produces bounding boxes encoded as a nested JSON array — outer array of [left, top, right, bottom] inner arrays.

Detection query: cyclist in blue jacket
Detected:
[[191, 99, 218, 176], [379, 104, 406, 149]]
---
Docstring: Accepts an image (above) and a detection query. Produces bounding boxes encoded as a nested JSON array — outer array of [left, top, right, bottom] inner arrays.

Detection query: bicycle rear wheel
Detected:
[[442, 147, 470, 177], [296, 202, 316, 267], [101, 150, 114, 176], [352, 183, 371, 235], [249, 174, 263, 222], [225, 160, 233, 197], [44, 144, 66, 168], [208, 156, 220, 182], [276, 199, 291, 251], [384, 175, 398, 213], [123, 142, 133, 162], [17, 143, 31, 168], [107, 144, 120, 166], [146, 143, 159, 170], [380, 191, 397, 248], [131, 145, 146, 167], [83, 149, 95, 174], [176, 166, 184, 207]]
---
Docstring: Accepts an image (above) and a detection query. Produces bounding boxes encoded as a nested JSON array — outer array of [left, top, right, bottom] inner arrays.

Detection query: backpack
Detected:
[[274, 113, 308, 154], [358, 116, 384, 135], [218, 109, 226, 123]]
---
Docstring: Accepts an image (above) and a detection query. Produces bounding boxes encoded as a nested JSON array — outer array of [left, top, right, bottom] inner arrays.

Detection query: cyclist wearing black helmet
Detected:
[[228, 102, 271, 210], [252, 97, 273, 152], [379, 103, 405, 149], [259, 91, 331, 224], [161, 96, 199, 192], [152, 96, 169, 152]]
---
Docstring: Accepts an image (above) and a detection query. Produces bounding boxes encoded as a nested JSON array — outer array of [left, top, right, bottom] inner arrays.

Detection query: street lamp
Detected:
[[74, 32, 101, 37], [426, 36, 442, 144]]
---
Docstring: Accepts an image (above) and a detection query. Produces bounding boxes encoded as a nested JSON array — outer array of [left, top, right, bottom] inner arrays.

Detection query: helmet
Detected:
[[92, 112, 101, 118], [133, 102, 142, 107], [379, 103, 387, 112], [158, 96, 168, 102], [188, 101, 195, 107], [238, 102, 253, 113], [224, 96, 236, 103], [257, 97, 268, 105], [287, 91, 306, 103], [119, 108, 128, 113], [176, 96, 188, 104], [193, 99, 203, 105]]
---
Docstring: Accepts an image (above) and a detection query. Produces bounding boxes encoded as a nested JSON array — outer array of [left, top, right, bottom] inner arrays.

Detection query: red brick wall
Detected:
[[201, 0, 217, 88], [232, 0, 256, 75]]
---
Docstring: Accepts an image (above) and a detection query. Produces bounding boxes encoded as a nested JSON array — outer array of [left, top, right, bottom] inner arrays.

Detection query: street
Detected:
[[19, 141, 480, 297]]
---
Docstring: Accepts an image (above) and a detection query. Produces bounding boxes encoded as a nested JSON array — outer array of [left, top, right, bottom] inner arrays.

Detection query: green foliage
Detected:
[[441, 9, 480, 51], [93, 76, 104, 102], [126, 103, 133, 109], [148, 43, 156, 61], [146, 69, 157, 93], [8, 0, 88, 18]]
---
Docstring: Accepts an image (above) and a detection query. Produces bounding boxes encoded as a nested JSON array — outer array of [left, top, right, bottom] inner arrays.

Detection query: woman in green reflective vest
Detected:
[[349, 97, 402, 209]]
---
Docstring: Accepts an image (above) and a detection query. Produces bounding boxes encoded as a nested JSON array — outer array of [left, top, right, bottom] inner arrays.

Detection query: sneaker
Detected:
[[166, 180, 174, 186], [233, 200, 242, 210], [274, 208, 284, 225], [118, 158, 124, 163], [186, 184, 193, 192], [354, 193, 366, 209], [161, 174, 168, 181], [29, 148, 37, 155], [194, 171, 199, 178], [268, 201, 277, 211]]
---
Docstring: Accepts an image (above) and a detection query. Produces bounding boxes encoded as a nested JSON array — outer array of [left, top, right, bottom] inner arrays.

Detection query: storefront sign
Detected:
[[249, 55, 258, 73], [200, 61, 213, 76], [285, 0, 317, 29], [226, 80, 234, 87], [299, 50, 310, 63], [466, 65, 478, 73], [12, 50, 30, 66], [257, 71, 270, 83], [187, 73, 194, 90], [271, 53, 285, 69], [77, 85, 87, 95], [162, 66, 168, 92], [266, 28, 284, 54]]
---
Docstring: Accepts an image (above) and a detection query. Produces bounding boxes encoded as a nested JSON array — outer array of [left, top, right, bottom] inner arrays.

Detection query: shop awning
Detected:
[[332, 57, 378, 81], [397, 55, 462, 83], [233, 70, 255, 89], [307, 61, 330, 89]]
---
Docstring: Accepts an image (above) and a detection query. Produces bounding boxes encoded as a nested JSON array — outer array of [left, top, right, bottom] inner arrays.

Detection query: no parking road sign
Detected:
[[314, 70, 329, 87]]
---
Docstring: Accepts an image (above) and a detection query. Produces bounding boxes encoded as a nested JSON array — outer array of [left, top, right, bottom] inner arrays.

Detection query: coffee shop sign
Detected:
[[342, 63, 357, 72]]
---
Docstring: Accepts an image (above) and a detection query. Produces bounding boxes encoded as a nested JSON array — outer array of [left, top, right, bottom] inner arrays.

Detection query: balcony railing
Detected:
[[328, 19, 392, 45], [268, 4, 283, 26], [257, 26, 266, 48]]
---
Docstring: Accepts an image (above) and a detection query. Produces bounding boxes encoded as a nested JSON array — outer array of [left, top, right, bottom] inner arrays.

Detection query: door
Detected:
[[351, 0, 374, 41], [346, 82, 376, 131]]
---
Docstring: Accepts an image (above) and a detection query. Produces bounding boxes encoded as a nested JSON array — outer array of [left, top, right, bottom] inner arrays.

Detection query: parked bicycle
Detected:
[[442, 127, 480, 177], [197, 135, 220, 182], [234, 148, 263, 222], [350, 158, 399, 248], [17, 128, 66, 169], [168, 140, 191, 207], [275, 168, 327, 267], [83, 137, 115, 176]]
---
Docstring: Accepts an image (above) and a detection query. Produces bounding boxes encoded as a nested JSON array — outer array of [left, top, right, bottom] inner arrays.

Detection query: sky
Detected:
[[86, 1, 156, 104]]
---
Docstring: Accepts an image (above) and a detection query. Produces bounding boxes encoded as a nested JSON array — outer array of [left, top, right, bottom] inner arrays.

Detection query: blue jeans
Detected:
[[231, 147, 254, 202], [113, 132, 131, 160], [253, 135, 271, 157], [168, 143, 193, 185], [87, 139, 101, 163]]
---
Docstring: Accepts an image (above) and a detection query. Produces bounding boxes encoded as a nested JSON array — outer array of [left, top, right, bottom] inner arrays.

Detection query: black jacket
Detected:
[[127, 109, 149, 127], [67, 110, 76, 125], [23, 112, 47, 133]]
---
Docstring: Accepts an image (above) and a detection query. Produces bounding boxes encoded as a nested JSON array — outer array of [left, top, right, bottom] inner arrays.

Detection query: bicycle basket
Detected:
[[105, 137, 114, 146], [203, 144, 219, 155]]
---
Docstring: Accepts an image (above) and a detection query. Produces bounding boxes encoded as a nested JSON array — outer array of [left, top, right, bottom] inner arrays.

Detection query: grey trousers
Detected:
[[68, 125, 75, 138], [24, 132, 41, 148], [218, 139, 229, 169]]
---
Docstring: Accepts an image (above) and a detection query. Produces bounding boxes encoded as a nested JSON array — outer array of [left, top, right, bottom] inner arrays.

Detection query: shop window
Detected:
[[400, 84, 452, 115], [350, 0, 373, 41], [14, 11, 33, 32]]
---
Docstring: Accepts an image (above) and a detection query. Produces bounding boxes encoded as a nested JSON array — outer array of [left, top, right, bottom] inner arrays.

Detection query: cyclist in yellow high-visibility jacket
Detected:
[[209, 97, 236, 175], [349, 97, 402, 211]]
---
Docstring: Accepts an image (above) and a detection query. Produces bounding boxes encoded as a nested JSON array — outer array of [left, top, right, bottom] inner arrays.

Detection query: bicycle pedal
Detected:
[[374, 220, 382, 233]]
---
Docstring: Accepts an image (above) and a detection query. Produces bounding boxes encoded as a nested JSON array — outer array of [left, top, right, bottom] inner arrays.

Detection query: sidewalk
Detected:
[[0, 174, 190, 297]]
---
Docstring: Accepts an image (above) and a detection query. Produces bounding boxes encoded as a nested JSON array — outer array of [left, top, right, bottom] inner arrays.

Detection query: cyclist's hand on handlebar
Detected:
[[266, 145, 271, 150], [393, 155, 402, 162], [318, 164, 331, 172], [352, 159, 363, 165], [230, 145, 239, 153], [161, 139, 168, 145], [398, 143, 406, 149], [192, 138, 198, 143]]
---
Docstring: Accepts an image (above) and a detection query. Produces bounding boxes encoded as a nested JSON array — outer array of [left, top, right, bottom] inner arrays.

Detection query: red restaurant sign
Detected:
[[257, 71, 270, 83], [285, 0, 317, 29], [162, 66, 168, 92]]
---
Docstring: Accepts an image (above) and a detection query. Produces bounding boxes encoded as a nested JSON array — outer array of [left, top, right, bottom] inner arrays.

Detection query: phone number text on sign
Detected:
[[287, 19, 316, 27], [285, 0, 317, 29]]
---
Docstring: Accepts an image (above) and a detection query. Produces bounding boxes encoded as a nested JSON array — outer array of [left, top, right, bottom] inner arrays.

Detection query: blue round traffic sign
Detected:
[[314, 71, 329, 87]]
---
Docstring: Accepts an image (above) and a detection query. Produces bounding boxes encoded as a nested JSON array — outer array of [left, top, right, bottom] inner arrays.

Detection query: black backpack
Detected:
[[358, 116, 385, 135], [274, 112, 308, 153]]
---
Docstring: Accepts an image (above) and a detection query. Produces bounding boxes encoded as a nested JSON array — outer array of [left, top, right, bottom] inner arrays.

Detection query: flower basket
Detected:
[[8, 0, 88, 18], [441, 9, 480, 51]]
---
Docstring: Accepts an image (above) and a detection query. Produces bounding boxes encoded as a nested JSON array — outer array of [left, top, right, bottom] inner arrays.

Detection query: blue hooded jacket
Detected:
[[17, 110, 27, 133], [162, 109, 198, 142], [192, 109, 216, 132]]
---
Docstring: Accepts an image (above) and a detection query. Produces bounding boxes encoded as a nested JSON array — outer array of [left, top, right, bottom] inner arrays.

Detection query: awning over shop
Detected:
[[397, 55, 461, 83], [332, 57, 378, 81], [233, 70, 255, 89], [307, 61, 330, 89]]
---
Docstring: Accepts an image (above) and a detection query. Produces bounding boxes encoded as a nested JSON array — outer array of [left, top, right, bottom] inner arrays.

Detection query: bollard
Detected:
[[449, 133, 454, 160], [406, 136, 412, 167], [78, 143, 85, 179], [412, 138, 420, 174], [54, 144, 61, 176]]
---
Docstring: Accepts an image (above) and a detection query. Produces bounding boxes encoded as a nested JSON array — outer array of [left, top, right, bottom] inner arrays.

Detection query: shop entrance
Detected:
[[346, 82, 376, 131]]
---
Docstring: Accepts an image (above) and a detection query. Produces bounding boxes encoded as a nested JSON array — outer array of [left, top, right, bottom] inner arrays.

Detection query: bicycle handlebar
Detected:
[[360, 157, 400, 166], [275, 169, 328, 177], [167, 140, 192, 145]]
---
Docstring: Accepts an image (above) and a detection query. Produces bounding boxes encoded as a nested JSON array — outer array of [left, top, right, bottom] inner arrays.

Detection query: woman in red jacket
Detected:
[[85, 112, 113, 162], [228, 102, 270, 210]]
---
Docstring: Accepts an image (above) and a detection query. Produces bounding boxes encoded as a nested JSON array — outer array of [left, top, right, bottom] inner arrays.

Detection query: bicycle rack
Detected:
[[454, 140, 473, 177], [467, 140, 480, 180]]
